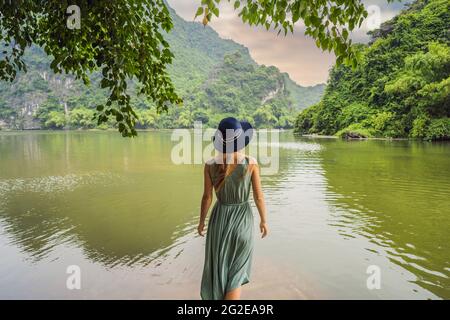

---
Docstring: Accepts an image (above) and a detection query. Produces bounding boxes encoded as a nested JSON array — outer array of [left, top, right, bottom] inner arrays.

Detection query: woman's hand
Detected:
[[259, 221, 269, 238], [197, 221, 205, 236]]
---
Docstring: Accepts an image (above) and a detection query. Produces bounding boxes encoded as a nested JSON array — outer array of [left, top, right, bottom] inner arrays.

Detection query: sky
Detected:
[[167, 0, 408, 86]]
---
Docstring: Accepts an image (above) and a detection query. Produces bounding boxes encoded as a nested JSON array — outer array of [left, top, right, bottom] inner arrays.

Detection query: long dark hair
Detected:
[[214, 152, 253, 191]]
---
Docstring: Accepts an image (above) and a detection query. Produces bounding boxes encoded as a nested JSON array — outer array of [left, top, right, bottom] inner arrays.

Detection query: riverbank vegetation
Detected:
[[295, 0, 450, 140]]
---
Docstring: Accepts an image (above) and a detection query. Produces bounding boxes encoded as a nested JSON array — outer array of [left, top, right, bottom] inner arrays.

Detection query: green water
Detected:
[[0, 131, 449, 299]]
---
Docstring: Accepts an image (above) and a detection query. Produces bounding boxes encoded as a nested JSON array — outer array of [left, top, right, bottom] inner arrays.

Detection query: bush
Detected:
[[411, 115, 430, 138], [383, 118, 406, 138], [367, 111, 394, 133], [43, 111, 66, 129], [337, 102, 373, 129], [425, 118, 450, 140], [294, 104, 320, 134], [336, 123, 374, 139], [135, 109, 158, 129], [252, 105, 277, 128], [68, 107, 95, 129]]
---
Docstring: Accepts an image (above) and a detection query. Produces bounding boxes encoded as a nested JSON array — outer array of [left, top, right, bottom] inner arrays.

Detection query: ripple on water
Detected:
[[266, 141, 323, 152], [0, 172, 125, 197], [0, 172, 128, 262]]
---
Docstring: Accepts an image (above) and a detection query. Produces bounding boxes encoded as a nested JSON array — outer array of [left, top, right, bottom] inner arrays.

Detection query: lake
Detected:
[[0, 130, 449, 299]]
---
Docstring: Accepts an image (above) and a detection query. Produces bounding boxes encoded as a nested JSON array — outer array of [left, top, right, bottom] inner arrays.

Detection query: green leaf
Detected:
[[100, 79, 109, 88], [342, 29, 349, 40], [349, 20, 355, 30], [194, 7, 204, 19]]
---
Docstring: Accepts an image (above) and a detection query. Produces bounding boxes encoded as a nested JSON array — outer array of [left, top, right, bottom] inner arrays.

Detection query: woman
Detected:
[[198, 117, 269, 300]]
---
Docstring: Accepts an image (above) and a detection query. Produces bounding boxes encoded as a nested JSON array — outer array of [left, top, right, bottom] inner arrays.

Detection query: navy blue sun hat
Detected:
[[213, 117, 254, 153]]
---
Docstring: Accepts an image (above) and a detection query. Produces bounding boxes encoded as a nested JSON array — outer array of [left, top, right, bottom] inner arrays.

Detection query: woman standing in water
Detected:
[[198, 117, 269, 300]]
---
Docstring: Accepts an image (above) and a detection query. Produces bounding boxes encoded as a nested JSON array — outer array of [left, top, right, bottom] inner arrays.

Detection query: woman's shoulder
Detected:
[[245, 155, 258, 165], [205, 155, 257, 165]]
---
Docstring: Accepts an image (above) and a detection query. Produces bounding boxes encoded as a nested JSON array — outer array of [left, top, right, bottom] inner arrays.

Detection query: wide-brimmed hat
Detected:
[[213, 117, 254, 153]]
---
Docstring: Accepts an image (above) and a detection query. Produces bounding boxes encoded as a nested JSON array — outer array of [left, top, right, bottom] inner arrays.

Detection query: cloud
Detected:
[[167, 0, 408, 86]]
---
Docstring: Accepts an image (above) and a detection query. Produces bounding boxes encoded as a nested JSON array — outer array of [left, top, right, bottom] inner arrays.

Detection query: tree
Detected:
[[135, 108, 158, 128], [44, 111, 66, 129], [1, 0, 374, 136], [68, 107, 96, 129], [253, 105, 277, 127]]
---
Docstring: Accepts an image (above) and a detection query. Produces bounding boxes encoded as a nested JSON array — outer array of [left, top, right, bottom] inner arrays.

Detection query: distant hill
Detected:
[[283, 75, 326, 110], [0, 5, 324, 130]]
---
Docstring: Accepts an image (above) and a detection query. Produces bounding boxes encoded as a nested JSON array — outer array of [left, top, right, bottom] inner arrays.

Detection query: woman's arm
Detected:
[[198, 164, 213, 236], [251, 164, 269, 238]]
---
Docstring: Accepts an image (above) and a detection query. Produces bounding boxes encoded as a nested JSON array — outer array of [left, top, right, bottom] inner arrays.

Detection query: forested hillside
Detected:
[[0, 6, 324, 131], [295, 0, 449, 140]]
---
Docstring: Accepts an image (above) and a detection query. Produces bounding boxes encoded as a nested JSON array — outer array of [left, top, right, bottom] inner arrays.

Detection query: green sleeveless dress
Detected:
[[200, 157, 254, 300]]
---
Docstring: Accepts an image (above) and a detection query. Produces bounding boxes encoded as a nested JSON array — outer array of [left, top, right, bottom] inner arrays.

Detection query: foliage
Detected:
[[425, 118, 450, 140], [197, 0, 371, 67], [410, 115, 430, 138], [35, 95, 65, 128], [335, 123, 374, 138], [0, 14, 323, 130], [68, 107, 95, 129], [337, 102, 373, 130], [294, 103, 320, 134], [43, 111, 66, 129], [283, 76, 325, 110], [294, 0, 450, 140]]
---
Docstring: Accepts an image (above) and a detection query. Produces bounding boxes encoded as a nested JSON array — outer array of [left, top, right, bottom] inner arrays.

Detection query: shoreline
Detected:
[[0, 129, 446, 142], [0, 128, 290, 134], [300, 133, 411, 141]]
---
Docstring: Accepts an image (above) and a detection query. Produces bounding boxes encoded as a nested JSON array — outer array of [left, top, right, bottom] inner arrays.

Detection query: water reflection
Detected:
[[0, 131, 203, 267], [317, 138, 450, 298]]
